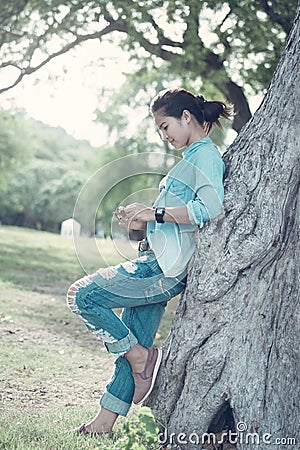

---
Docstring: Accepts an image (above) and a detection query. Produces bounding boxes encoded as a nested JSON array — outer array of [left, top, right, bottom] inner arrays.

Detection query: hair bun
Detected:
[[202, 101, 224, 123]]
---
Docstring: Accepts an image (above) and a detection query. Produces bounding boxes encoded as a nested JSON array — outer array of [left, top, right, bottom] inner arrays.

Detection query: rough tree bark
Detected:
[[147, 6, 300, 450]]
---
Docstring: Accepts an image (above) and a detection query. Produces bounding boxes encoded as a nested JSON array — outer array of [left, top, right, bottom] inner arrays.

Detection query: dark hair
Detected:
[[151, 88, 232, 133]]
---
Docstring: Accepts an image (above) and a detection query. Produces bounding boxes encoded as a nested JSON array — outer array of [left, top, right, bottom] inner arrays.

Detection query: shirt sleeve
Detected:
[[186, 147, 225, 227]]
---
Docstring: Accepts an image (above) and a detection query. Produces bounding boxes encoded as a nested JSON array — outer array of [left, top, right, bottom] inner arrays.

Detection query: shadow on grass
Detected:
[[0, 241, 84, 294]]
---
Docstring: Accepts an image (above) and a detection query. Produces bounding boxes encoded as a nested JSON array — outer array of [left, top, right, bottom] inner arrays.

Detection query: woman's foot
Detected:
[[125, 344, 162, 405], [75, 407, 118, 435]]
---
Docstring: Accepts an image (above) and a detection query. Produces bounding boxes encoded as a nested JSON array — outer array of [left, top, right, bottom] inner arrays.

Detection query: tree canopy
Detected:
[[0, 0, 297, 131]]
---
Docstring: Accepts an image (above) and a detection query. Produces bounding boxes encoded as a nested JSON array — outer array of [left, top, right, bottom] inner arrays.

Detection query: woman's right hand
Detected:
[[119, 217, 147, 230]]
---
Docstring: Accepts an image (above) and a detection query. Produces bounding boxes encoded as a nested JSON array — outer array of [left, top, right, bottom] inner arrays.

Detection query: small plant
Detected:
[[115, 407, 159, 450]]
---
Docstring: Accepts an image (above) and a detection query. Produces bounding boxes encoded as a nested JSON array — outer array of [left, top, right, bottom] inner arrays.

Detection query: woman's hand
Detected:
[[123, 203, 154, 222], [114, 203, 154, 229], [120, 218, 147, 230]]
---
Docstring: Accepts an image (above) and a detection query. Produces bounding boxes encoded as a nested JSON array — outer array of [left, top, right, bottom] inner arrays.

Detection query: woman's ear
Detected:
[[182, 109, 191, 123]]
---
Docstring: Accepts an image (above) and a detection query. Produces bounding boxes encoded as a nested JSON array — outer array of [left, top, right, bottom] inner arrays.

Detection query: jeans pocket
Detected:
[[143, 278, 170, 303], [143, 275, 186, 303]]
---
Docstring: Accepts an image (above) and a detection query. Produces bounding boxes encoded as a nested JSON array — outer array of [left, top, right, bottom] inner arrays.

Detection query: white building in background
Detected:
[[60, 218, 81, 237]]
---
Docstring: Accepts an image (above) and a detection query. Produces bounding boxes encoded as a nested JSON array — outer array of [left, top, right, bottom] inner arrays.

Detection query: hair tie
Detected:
[[197, 95, 207, 110]]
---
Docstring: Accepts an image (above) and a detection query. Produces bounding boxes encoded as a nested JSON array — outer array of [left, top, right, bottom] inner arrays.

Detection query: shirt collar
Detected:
[[182, 137, 212, 158]]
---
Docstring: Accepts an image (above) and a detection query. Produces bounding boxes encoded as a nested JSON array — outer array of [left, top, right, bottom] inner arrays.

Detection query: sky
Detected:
[[0, 36, 263, 148], [0, 39, 129, 147]]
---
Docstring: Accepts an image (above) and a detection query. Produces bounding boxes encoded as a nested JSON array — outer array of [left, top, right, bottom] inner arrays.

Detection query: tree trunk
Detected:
[[146, 6, 300, 450]]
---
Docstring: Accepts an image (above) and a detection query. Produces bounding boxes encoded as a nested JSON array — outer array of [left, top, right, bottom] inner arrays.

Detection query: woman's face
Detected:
[[154, 112, 191, 150]]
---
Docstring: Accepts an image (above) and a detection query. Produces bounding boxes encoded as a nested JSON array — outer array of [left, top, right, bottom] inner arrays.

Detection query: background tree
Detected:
[[0, 0, 297, 131], [147, 5, 300, 449], [0, 113, 96, 231], [0, 159, 86, 231], [0, 110, 32, 188]]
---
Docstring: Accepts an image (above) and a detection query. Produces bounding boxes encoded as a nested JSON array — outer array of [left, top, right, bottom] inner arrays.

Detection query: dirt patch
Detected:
[[0, 287, 115, 411]]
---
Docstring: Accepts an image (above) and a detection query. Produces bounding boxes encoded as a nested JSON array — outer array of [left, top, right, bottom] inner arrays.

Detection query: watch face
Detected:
[[155, 207, 165, 223]]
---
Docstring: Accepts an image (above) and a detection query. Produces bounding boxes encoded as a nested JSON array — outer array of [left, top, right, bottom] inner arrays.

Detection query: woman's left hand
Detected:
[[123, 203, 154, 222]]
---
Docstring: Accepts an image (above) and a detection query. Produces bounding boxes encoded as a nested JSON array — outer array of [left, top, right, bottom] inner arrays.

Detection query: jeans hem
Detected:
[[105, 330, 138, 355], [100, 391, 131, 417]]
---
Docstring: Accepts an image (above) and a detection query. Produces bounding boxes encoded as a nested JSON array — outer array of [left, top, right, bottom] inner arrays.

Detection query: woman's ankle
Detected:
[[125, 344, 149, 372], [85, 407, 118, 432]]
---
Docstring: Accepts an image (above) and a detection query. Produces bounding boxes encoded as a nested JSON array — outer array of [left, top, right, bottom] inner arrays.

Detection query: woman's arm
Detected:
[[120, 203, 191, 227], [117, 148, 224, 229]]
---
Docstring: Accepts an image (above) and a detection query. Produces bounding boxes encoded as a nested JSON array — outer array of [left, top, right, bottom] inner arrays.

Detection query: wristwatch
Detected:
[[155, 207, 165, 223]]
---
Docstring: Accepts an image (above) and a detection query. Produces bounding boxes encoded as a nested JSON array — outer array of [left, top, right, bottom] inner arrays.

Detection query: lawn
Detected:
[[0, 226, 178, 449]]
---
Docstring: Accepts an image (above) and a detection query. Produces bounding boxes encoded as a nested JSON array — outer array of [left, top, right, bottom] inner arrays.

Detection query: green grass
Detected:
[[0, 226, 177, 449], [0, 226, 130, 293], [0, 406, 161, 450]]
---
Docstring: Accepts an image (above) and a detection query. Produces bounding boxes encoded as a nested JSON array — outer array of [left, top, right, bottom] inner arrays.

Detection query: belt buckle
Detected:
[[138, 238, 148, 252]]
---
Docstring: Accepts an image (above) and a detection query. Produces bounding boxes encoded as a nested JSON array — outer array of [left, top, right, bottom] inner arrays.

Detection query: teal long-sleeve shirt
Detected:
[[147, 137, 225, 277]]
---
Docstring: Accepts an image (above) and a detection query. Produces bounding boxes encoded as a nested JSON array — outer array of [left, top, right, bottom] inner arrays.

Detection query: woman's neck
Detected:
[[186, 121, 207, 147]]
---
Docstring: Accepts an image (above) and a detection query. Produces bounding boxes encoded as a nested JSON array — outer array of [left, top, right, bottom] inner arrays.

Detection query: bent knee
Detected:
[[66, 275, 92, 313]]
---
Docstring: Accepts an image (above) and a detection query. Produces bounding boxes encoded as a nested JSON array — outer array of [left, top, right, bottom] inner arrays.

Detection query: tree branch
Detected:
[[103, 5, 182, 56], [183, 1, 202, 45], [139, 9, 182, 48], [216, 9, 232, 53], [0, 22, 126, 95], [0, 61, 22, 70], [127, 27, 177, 60]]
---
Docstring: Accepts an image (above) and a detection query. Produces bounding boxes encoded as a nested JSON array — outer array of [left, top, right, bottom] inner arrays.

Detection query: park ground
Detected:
[[0, 226, 177, 449]]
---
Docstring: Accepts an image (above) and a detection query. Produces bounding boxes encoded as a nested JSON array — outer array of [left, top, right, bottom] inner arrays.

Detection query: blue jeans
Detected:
[[66, 250, 186, 416]]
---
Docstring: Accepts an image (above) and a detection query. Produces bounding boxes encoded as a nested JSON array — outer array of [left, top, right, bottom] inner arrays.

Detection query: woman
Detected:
[[67, 88, 231, 435]]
